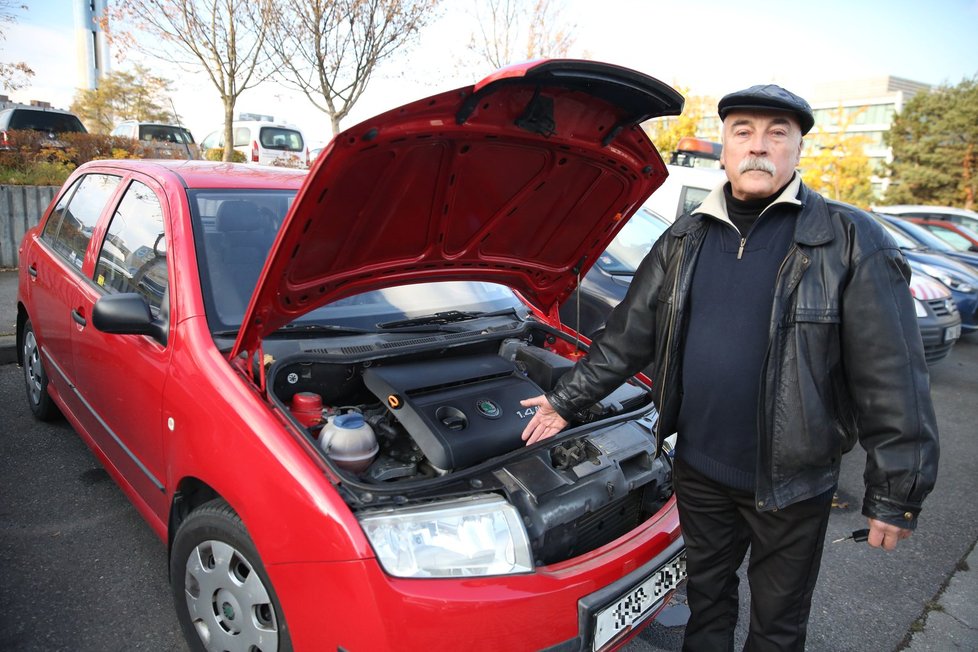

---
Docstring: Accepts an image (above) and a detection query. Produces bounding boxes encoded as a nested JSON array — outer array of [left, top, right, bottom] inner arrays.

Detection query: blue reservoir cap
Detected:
[[334, 413, 365, 429]]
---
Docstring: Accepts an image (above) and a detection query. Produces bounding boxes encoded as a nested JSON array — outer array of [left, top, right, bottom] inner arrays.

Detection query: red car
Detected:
[[16, 60, 686, 651], [905, 217, 978, 252]]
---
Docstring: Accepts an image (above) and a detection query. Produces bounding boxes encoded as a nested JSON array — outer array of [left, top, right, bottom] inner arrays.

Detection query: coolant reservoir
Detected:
[[319, 412, 379, 472]]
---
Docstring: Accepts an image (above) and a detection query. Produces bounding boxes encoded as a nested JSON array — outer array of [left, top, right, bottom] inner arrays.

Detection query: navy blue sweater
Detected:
[[675, 189, 797, 491]]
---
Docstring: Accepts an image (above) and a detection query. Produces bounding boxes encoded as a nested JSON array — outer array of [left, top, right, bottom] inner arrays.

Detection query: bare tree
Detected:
[[468, 0, 575, 69], [0, 1, 34, 92], [266, 0, 441, 136], [103, 0, 275, 161]]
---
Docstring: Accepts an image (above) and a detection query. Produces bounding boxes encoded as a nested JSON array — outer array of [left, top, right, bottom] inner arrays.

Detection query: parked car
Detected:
[[0, 105, 87, 149], [201, 119, 308, 167], [876, 213, 978, 272], [642, 163, 726, 222], [16, 60, 688, 651], [874, 215, 978, 333], [905, 266, 962, 364], [904, 218, 978, 252], [875, 204, 978, 233], [110, 120, 200, 159], [560, 206, 670, 338]]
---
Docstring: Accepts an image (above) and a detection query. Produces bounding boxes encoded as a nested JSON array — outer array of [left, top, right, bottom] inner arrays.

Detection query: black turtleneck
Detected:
[[724, 179, 793, 235]]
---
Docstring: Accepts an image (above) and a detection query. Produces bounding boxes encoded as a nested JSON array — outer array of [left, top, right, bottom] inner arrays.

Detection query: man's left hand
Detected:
[[867, 518, 912, 550]]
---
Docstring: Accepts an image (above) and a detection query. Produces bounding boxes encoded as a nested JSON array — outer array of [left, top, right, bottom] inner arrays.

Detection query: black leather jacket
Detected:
[[548, 179, 939, 528]]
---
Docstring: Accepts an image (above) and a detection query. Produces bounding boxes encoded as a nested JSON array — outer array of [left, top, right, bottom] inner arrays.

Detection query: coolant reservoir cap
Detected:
[[334, 413, 365, 429]]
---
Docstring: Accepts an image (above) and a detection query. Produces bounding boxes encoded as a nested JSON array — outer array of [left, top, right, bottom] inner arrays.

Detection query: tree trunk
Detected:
[[223, 100, 236, 163]]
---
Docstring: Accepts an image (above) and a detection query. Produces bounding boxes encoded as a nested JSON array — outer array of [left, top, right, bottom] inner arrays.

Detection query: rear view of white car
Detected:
[[201, 119, 309, 167]]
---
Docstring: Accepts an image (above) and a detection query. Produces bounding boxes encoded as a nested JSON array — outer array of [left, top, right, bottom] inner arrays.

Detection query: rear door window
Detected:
[[138, 125, 195, 144], [42, 173, 122, 270], [259, 127, 303, 151]]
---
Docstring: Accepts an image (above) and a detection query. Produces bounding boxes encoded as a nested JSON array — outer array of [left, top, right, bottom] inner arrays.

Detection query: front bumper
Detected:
[[268, 496, 682, 651]]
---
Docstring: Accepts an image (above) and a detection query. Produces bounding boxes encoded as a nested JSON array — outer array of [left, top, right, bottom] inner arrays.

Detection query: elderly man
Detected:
[[520, 84, 939, 651]]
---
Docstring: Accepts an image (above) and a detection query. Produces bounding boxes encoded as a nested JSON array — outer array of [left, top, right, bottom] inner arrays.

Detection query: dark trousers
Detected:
[[673, 458, 833, 652]]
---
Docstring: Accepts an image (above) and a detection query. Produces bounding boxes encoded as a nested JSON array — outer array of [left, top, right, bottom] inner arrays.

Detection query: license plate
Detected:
[[592, 552, 687, 651], [945, 323, 961, 343]]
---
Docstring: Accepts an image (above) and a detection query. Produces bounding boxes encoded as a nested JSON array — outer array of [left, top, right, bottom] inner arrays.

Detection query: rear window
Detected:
[[5, 109, 86, 134], [259, 127, 304, 152], [137, 125, 195, 144]]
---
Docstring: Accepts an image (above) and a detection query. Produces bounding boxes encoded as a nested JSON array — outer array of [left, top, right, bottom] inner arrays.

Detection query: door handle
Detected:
[[28, 265, 38, 278], [71, 309, 87, 327]]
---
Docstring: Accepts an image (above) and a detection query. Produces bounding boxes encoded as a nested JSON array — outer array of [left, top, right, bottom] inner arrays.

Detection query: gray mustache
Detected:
[[738, 156, 777, 175]]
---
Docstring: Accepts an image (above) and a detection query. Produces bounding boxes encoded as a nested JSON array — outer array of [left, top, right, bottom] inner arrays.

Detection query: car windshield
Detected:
[[188, 189, 524, 334], [875, 217, 919, 249], [881, 216, 955, 252], [926, 225, 976, 251], [597, 207, 669, 274]]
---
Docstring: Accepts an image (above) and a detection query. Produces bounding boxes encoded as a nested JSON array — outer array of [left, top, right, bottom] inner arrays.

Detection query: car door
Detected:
[[24, 173, 123, 421], [70, 175, 173, 518]]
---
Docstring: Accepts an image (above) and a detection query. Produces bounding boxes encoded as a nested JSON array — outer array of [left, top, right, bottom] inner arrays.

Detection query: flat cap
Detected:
[[718, 84, 814, 135]]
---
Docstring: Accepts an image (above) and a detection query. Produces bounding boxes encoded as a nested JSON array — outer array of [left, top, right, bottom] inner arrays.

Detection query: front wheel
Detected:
[[22, 318, 60, 421], [170, 499, 291, 652]]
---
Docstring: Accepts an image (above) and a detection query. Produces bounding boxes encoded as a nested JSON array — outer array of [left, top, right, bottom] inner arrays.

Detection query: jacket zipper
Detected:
[[737, 237, 747, 260]]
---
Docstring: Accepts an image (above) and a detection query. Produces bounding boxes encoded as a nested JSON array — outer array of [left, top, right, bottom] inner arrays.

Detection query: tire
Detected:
[[170, 499, 292, 652], [22, 318, 60, 421]]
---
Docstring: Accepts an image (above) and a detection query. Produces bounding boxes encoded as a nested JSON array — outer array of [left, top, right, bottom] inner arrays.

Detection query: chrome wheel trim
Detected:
[[184, 539, 279, 652], [23, 329, 43, 406]]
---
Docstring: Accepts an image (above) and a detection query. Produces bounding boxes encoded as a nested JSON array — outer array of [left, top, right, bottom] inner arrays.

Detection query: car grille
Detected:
[[537, 491, 645, 565], [927, 298, 954, 317]]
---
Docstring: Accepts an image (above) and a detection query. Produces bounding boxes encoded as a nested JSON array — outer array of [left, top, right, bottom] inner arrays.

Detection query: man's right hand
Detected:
[[520, 395, 569, 445]]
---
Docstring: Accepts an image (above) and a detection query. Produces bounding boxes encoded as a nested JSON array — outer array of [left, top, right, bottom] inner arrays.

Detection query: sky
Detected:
[[4, 0, 978, 149]]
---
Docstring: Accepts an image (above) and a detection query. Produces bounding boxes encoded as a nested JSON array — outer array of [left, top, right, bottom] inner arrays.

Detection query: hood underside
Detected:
[[232, 60, 683, 358]]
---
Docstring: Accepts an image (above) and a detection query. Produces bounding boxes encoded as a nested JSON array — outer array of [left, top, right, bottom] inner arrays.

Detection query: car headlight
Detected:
[[914, 298, 928, 317], [918, 263, 975, 294], [359, 494, 533, 577]]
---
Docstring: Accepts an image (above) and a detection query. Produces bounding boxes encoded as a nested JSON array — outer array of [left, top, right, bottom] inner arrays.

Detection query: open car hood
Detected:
[[232, 60, 683, 358]]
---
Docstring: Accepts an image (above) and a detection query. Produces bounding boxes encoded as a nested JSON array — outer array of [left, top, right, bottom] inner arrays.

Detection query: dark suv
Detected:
[[0, 106, 87, 143]]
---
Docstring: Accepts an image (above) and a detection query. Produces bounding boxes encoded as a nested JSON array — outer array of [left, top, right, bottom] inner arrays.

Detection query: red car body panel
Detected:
[[17, 61, 687, 651]]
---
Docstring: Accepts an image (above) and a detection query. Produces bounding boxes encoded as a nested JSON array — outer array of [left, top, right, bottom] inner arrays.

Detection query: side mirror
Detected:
[[92, 293, 167, 343]]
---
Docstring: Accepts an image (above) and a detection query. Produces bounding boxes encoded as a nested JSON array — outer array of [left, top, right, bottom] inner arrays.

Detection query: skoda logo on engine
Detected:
[[475, 399, 501, 419]]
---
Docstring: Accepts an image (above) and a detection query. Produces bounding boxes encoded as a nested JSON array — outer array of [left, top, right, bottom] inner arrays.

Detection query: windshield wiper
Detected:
[[272, 323, 375, 336], [377, 308, 521, 330]]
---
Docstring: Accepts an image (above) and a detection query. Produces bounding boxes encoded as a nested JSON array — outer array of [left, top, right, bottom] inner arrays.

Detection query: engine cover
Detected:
[[363, 355, 544, 471]]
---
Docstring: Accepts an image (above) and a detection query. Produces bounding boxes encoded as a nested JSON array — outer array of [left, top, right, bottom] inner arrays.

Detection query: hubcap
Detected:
[[184, 540, 278, 652], [23, 330, 42, 405]]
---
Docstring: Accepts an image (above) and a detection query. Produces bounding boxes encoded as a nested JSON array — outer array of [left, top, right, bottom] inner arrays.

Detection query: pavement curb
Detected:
[[899, 537, 978, 651]]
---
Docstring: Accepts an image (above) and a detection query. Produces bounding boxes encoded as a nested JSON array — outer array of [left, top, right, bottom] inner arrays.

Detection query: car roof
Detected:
[[75, 159, 307, 189], [876, 204, 978, 218]]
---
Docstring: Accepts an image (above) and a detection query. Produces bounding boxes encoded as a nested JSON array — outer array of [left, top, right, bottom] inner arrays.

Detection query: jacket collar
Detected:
[[671, 172, 834, 247]]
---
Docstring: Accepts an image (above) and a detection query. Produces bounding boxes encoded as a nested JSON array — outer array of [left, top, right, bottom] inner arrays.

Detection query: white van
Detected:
[[644, 164, 726, 222], [201, 120, 309, 167]]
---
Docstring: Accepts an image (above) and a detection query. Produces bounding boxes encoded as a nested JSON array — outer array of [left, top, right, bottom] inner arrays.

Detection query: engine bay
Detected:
[[266, 328, 674, 565]]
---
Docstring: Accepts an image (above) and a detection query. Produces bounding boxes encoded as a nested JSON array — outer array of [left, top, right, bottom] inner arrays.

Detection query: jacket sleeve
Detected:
[[546, 233, 669, 421], [842, 245, 940, 529]]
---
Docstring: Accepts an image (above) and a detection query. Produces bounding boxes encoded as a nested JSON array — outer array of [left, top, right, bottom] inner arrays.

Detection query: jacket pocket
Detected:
[[777, 306, 851, 466]]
